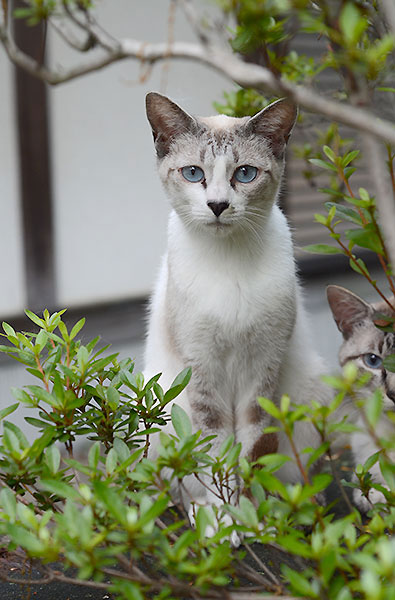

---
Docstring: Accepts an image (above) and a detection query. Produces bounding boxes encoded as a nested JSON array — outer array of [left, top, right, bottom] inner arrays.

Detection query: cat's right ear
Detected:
[[327, 285, 371, 338], [145, 93, 196, 158]]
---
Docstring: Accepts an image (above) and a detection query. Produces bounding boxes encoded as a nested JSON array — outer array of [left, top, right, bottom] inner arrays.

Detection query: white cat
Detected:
[[144, 92, 331, 530], [327, 285, 395, 511]]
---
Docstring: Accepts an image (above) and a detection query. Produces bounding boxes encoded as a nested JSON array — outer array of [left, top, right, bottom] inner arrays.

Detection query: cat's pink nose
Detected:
[[207, 201, 229, 217]]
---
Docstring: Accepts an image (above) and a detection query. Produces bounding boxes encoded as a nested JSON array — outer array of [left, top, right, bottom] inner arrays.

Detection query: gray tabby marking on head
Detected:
[[327, 285, 395, 403]]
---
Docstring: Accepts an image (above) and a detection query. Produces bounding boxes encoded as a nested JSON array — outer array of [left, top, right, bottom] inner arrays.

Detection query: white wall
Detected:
[[49, 0, 230, 306], [0, 58, 25, 316]]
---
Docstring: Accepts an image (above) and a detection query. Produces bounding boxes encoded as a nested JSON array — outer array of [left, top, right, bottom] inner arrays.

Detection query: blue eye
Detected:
[[363, 353, 383, 369], [181, 166, 204, 183], [234, 165, 258, 183]]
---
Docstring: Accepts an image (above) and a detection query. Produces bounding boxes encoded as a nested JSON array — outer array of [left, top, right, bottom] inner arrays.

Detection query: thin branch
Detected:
[[1, 24, 395, 146], [243, 542, 281, 588], [363, 135, 395, 278], [180, 0, 211, 46], [49, 18, 95, 52], [381, 0, 395, 33], [1, 0, 7, 25]]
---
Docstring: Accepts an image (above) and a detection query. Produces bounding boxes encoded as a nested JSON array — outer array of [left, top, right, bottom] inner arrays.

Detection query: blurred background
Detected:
[[0, 0, 386, 433]]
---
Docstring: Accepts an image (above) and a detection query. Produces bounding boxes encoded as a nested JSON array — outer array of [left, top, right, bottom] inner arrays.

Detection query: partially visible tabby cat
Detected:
[[327, 284, 395, 511]]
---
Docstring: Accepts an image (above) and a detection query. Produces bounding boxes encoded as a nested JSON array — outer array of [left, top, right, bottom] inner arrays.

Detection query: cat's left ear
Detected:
[[247, 98, 298, 159]]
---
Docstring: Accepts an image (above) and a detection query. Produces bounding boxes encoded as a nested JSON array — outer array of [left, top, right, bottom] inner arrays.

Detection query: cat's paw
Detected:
[[353, 487, 386, 512]]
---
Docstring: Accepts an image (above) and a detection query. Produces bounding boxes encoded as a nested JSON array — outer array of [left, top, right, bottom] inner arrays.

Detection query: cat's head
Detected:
[[327, 285, 395, 408], [145, 92, 297, 237]]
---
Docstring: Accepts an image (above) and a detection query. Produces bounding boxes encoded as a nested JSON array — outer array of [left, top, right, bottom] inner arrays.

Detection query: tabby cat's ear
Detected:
[[145, 93, 197, 158], [327, 285, 371, 338], [247, 98, 298, 159]]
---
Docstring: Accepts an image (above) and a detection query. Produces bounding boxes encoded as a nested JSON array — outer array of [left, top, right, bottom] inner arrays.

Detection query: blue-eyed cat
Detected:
[[327, 285, 395, 511], [144, 92, 331, 541]]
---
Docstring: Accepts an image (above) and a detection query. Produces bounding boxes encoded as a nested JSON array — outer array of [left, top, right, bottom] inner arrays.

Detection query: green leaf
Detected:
[[257, 453, 291, 470], [365, 390, 383, 427], [282, 565, 316, 596], [2, 427, 20, 455], [257, 397, 281, 419], [239, 495, 258, 527], [110, 580, 144, 600], [226, 442, 241, 468], [138, 496, 169, 527], [35, 329, 48, 352], [3, 421, 28, 449], [58, 320, 69, 341], [314, 213, 328, 226], [88, 441, 101, 470], [28, 428, 56, 459], [323, 145, 336, 163], [113, 438, 130, 463], [27, 385, 62, 409], [349, 256, 370, 277], [106, 448, 118, 474], [0, 489, 16, 522], [11, 387, 34, 406], [40, 479, 80, 501], [2, 322, 17, 338], [277, 535, 312, 558], [6, 524, 44, 555], [163, 367, 192, 404], [171, 404, 192, 439], [24, 417, 49, 429], [341, 150, 360, 167], [324, 202, 362, 225], [302, 244, 344, 255], [218, 434, 235, 458], [0, 403, 19, 421], [309, 158, 337, 171], [339, 2, 367, 44], [93, 481, 126, 524], [77, 346, 89, 371], [345, 225, 384, 255], [24, 310, 45, 328], [195, 506, 213, 540], [70, 318, 85, 340], [45, 445, 61, 475], [107, 386, 120, 410], [153, 382, 164, 403]]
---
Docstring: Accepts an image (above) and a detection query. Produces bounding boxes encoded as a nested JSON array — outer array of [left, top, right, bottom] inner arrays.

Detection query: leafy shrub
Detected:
[[0, 313, 394, 599]]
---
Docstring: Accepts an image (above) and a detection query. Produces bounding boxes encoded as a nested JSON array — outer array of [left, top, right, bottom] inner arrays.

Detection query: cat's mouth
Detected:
[[206, 216, 233, 227]]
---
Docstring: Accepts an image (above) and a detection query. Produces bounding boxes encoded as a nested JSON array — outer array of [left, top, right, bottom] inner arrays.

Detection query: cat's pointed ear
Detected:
[[327, 285, 372, 338], [246, 98, 298, 159], [146, 92, 196, 158]]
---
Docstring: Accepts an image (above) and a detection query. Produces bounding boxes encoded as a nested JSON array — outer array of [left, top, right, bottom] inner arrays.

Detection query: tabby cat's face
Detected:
[[327, 285, 395, 409], [146, 93, 297, 238]]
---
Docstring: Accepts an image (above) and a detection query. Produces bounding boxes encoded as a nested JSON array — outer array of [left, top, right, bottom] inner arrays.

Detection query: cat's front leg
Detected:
[[236, 399, 279, 464], [185, 388, 243, 546]]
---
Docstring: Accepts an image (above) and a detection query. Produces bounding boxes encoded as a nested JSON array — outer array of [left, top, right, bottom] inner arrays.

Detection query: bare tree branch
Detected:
[[1, 21, 395, 146], [363, 134, 395, 274], [49, 18, 96, 52], [381, 0, 395, 33]]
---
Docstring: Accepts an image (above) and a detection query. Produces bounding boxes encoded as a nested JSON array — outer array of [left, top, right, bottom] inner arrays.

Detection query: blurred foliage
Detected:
[[0, 316, 394, 598]]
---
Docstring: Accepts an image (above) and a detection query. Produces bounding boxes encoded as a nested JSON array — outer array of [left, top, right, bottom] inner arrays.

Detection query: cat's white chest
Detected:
[[167, 207, 294, 332]]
